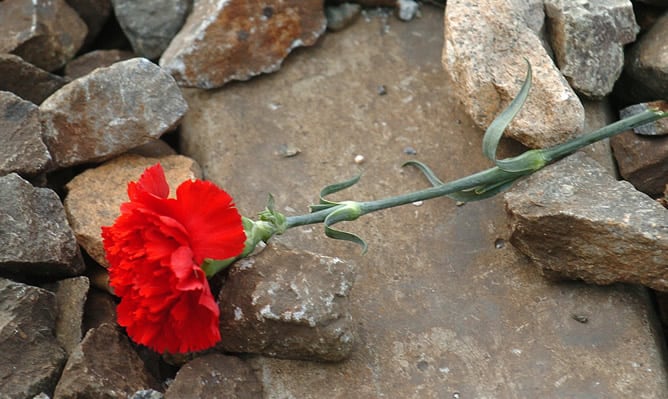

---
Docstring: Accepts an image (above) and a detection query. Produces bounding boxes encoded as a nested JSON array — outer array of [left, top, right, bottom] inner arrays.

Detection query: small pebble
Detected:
[[354, 154, 365, 164], [571, 314, 588, 324], [403, 146, 417, 155], [377, 85, 388, 95], [277, 144, 300, 157], [412, 201, 423, 206], [397, 0, 419, 22]]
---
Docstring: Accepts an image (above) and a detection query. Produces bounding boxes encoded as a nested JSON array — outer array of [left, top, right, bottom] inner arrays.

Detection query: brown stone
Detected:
[[0, 54, 68, 104], [40, 58, 188, 168], [64, 154, 202, 267], [51, 276, 90, 355], [217, 243, 355, 362], [65, 0, 113, 45], [64, 49, 136, 79], [83, 288, 117, 333], [0, 0, 88, 71], [610, 130, 668, 196], [443, 0, 585, 147], [164, 354, 263, 399], [54, 323, 159, 398], [160, 0, 326, 88]]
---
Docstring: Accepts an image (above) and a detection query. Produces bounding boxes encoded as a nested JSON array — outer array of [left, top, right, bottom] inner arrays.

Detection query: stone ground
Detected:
[[178, 7, 668, 398]]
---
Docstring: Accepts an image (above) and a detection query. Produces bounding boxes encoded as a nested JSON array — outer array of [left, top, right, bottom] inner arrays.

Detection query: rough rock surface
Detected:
[[217, 243, 356, 361], [40, 58, 188, 169], [0, 90, 52, 176], [164, 354, 263, 399], [51, 276, 90, 355], [54, 323, 159, 398], [64, 154, 202, 267], [610, 129, 668, 196], [505, 152, 668, 291], [64, 49, 136, 79], [83, 288, 117, 332], [620, 101, 668, 136], [0, 0, 88, 71], [0, 278, 67, 399], [160, 0, 326, 88], [0, 54, 68, 104], [544, 0, 638, 99], [0, 173, 84, 278], [65, 0, 113, 45], [443, 0, 585, 147], [112, 0, 190, 59], [325, 3, 362, 32]]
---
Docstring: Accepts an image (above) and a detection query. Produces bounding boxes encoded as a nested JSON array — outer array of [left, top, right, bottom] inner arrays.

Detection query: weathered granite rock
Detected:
[[325, 3, 362, 32], [217, 243, 355, 361], [51, 277, 90, 355], [620, 101, 668, 136], [0, 173, 84, 278], [160, 0, 326, 88], [64, 154, 201, 267], [65, 0, 113, 45], [0, 278, 67, 399], [164, 354, 263, 399], [505, 152, 668, 290], [64, 49, 135, 79], [54, 323, 159, 398], [545, 0, 638, 99], [0, 0, 88, 71], [0, 91, 52, 176], [610, 130, 668, 197], [0, 54, 68, 104], [112, 0, 191, 59], [40, 58, 188, 169], [443, 0, 585, 147]]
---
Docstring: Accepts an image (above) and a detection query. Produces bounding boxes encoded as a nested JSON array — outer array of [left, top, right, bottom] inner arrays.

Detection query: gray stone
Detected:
[[0, 173, 84, 279], [164, 354, 262, 399], [217, 243, 355, 362], [53, 323, 159, 399], [325, 3, 362, 32], [0, 278, 67, 399], [505, 152, 668, 291], [545, 0, 638, 99], [52, 277, 90, 355], [40, 58, 188, 169], [0, 91, 52, 176], [0, 0, 88, 71], [620, 102, 668, 136], [64, 49, 135, 79], [610, 128, 668, 197], [443, 0, 585, 148], [65, 0, 113, 45], [0, 54, 68, 105], [159, 0, 326, 88], [112, 0, 191, 59], [129, 389, 164, 399], [396, 0, 419, 21], [179, 8, 668, 397]]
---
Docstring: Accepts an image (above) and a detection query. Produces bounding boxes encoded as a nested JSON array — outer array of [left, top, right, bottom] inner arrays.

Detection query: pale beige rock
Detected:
[[443, 0, 585, 147], [51, 276, 90, 355], [64, 154, 202, 267]]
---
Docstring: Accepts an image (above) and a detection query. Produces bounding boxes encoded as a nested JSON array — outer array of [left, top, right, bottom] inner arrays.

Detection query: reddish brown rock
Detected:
[[0, 0, 88, 71], [160, 0, 326, 88], [40, 58, 188, 168], [0, 54, 68, 104], [65, 0, 113, 45], [64, 154, 202, 267], [610, 130, 668, 197], [64, 49, 135, 79], [164, 354, 263, 399]]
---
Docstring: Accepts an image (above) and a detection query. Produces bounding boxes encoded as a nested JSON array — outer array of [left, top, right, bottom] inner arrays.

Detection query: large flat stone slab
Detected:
[[179, 8, 668, 397]]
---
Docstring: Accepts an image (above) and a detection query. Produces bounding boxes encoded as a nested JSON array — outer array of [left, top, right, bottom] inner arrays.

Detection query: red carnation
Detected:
[[102, 164, 246, 353]]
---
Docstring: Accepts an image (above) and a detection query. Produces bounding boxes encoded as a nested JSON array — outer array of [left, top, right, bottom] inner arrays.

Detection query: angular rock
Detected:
[[164, 354, 263, 399], [40, 58, 188, 168], [52, 276, 90, 355], [545, 0, 638, 99], [0, 91, 52, 176], [0, 0, 88, 71], [0, 278, 67, 399], [112, 0, 191, 59], [160, 0, 326, 88], [443, 0, 585, 147], [0, 173, 84, 278], [64, 49, 135, 79], [54, 323, 159, 398], [65, 0, 113, 45], [64, 154, 202, 267], [217, 243, 356, 362], [620, 101, 668, 136], [610, 130, 668, 197], [0, 54, 68, 104], [505, 152, 668, 291]]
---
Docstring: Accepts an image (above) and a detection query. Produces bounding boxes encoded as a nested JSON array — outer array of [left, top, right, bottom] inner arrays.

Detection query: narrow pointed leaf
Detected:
[[402, 160, 444, 186]]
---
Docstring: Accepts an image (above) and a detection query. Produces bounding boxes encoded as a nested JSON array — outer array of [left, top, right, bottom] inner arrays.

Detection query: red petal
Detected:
[[128, 163, 170, 201]]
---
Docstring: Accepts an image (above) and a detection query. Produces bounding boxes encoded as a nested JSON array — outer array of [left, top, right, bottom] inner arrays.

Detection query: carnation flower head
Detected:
[[102, 164, 246, 354]]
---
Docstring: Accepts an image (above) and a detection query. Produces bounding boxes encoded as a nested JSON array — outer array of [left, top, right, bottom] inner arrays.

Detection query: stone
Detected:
[[64, 49, 135, 79], [325, 3, 362, 32], [51, 277, 90, 355], [0, 173, 84, 279], [130, 389, 164, 399], [159, 0, 326, 88], [164, 354, 263, 399], [53, 323, 159, 398], [443, 0, 585, 148], [64, 154, 202, 267], [40, 58, 188, 169], [505, 152, 668, 291], [0, 0, 88, 71], [544, 0, 638, 99], [0, 54, 68, 104], [127, 139, 177, 158], [217, 243, 356, 362], [610, 130, 668, 197], [0, 91, 52, 176], [396, 0, 419, 21], [620, 101, 668, 136], [65, 0, 113, 45], [0, 278, 67, 399], [179, 8, 668, 396], [83, 288, 117, 333], [112, 0, 191, 59]]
